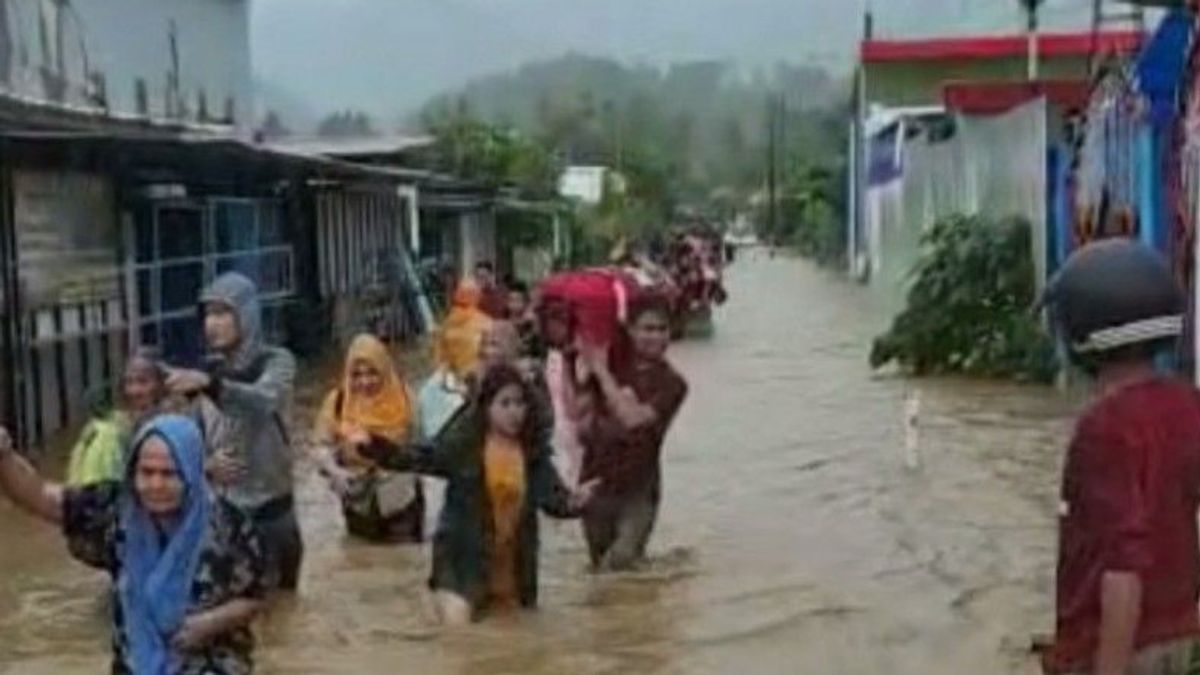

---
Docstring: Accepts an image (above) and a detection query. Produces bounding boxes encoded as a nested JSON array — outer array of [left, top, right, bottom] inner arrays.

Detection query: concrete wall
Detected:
[[0, 0, 252, 131]]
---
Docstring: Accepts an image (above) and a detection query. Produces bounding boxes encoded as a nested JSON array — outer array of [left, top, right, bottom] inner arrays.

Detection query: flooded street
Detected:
[[0, 256, 1081, 674]]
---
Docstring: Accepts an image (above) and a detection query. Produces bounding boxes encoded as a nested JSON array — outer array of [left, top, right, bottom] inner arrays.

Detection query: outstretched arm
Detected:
[[355, 435, 451, 479], [0, 427, 64, 524]]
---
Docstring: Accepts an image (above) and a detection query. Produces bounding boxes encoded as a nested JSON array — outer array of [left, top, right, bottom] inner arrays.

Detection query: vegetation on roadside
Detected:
[[774, 162, 846, 265], [869, 213, 1057, 382]]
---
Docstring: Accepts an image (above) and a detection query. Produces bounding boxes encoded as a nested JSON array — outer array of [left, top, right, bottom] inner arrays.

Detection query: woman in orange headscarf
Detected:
[[434, 279, 493, 380], [315, 334, 423, 543]]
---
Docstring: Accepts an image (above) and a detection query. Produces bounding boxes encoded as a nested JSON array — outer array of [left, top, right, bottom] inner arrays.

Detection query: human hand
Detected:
[[206, 449, 246, 487], [165, 368, 211, 396], [569, 479, 602, 512], [326, 466, 354, 497], [578, 342, 608, 376], [341, 426, 372, 449], [171, 613, 217, 652]]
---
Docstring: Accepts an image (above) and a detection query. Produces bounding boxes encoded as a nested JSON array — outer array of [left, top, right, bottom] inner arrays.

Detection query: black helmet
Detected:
[[1043, 238, 1183, 357]]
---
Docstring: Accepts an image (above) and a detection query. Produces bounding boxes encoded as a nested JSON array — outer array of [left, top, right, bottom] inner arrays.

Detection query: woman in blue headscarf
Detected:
[[0, 415, 266, 674]]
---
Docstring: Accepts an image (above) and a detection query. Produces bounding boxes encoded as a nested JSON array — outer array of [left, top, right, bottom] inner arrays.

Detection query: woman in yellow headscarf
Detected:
[[315, 334, 424, 543], [434, 279, 493, 380]]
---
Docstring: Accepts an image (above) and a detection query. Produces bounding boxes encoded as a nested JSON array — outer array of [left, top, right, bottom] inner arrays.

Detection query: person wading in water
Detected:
[[1039, 239, 1200, 675], [68, 350, 171, 487], [358, 365, 599, 625], [577, 293, 688, 571], [0, 416, 266, 674], [315, 334, 424, 544], [165, 272, 303, 592]]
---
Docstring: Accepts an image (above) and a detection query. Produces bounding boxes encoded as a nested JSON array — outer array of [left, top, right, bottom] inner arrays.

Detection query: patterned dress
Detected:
[[62, 482, 267, 674]]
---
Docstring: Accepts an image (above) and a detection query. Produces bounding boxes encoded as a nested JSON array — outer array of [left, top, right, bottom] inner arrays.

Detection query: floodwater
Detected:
[[0, 255, 1082, 674]]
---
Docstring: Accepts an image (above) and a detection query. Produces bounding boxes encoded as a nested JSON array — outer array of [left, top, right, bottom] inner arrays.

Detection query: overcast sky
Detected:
[[250, 0, 1097, 122]]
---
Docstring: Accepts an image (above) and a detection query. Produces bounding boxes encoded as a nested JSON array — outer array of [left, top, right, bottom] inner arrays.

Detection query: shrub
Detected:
[[869, 213, 1056, 382]]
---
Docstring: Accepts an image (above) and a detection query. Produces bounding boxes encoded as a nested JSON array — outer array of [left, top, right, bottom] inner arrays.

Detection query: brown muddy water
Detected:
[[0, 255, 1081, 674]]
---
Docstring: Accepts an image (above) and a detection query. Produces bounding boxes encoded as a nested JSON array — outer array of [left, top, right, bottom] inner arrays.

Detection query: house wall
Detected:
[[314, 187, 429, 346], [864, 55, 1090, 108], [0, 0, 252, 130]]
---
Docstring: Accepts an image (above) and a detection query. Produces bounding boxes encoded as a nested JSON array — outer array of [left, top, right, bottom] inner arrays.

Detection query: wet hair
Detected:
[[475, 364, 539, 455], [627, 292, 674, 325], [508, 281, 529, 297], [86, 347, 166, 415], [537, 297, 576, 347], [127, 346, 166, 376]]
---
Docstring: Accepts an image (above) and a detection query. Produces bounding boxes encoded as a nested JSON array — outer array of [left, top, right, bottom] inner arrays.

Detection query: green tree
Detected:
[[317, 110, 377, 138]]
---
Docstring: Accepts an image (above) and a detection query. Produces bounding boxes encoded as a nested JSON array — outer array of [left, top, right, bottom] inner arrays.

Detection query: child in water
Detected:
[[359, 364, 599, 625]]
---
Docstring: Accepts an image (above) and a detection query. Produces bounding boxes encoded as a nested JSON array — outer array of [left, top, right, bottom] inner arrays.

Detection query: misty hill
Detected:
[[419, 54, 847, 197], [251, 0, 1099, 123]]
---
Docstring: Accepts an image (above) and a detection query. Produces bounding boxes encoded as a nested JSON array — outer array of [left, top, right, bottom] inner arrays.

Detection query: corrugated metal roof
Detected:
[[266, 134, 435, 158]]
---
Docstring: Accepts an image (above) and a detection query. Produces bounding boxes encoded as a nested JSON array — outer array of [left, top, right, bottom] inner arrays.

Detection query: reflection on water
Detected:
[[0, 255, 1078, 674]]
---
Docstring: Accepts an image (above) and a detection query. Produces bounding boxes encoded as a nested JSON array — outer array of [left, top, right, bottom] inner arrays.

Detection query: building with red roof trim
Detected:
[[861, 30, 1143, 110]]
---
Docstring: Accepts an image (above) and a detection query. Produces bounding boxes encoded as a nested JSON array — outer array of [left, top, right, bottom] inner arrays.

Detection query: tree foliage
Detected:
[[258, 110, 291, 140], [419, 111, 560, 194], [870, 214, 1057, 382], [413, 54, 848, 266], [317, 110, 378, 138], [773, 163, 846, 265], [418, 54, 844, 202]]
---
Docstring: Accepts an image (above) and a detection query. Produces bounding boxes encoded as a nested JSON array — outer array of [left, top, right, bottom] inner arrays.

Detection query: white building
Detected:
[[559, 165, 610, 205]]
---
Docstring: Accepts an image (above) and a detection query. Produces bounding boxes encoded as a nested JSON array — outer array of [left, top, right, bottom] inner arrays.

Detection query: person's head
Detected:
[[200, 272, 262, 360], [480, 321, 521, 369], [507, 282, 530, 319], [345, 334, 396, 399], [626, 294, 674, 361], [1044, 238, 1182, 378], [537, 299, 574, 350], [127, 415, 206, 523], [203, 301, 240, 353], [122, 349, 167, 415], [451, 278, 483, 310], [477, 364, 533, 446], [474, 261, 496, 289]]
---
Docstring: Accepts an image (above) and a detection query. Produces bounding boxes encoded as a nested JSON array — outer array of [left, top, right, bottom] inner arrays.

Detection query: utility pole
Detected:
[[766, 93, 778, 243], [1020, 0, 1045, 81], [778, 93, 787, 204]]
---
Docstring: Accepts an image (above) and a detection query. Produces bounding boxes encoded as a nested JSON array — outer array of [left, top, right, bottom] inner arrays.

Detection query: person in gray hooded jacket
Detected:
[[165, 271, 304, 591]]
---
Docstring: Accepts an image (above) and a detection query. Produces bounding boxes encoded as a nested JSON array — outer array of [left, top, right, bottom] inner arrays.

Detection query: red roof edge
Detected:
[[862, 31, 1143, 64], [942, 79, 1092, 115]]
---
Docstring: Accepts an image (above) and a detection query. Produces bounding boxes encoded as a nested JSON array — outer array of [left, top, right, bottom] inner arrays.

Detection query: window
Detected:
[[131, 198, 295, 365]]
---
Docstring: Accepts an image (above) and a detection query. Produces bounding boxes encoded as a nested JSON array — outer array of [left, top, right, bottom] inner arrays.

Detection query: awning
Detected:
[[862, 30, 1143, 64], [943, 80, 1091, 115]]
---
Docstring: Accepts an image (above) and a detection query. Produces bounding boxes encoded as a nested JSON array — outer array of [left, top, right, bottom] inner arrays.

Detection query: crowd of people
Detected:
[[0, 254, 690, 672], [5, 222, 1200, 675]]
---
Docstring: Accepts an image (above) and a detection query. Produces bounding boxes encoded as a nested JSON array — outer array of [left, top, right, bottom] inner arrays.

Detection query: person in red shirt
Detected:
[[474, 261, 509, 319], [1040, 239, 1200, 675], [577, 293, 688, 571]]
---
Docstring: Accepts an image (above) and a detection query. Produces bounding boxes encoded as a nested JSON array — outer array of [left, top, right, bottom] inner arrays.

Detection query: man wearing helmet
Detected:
[[1040, 239, 1200, 675]]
